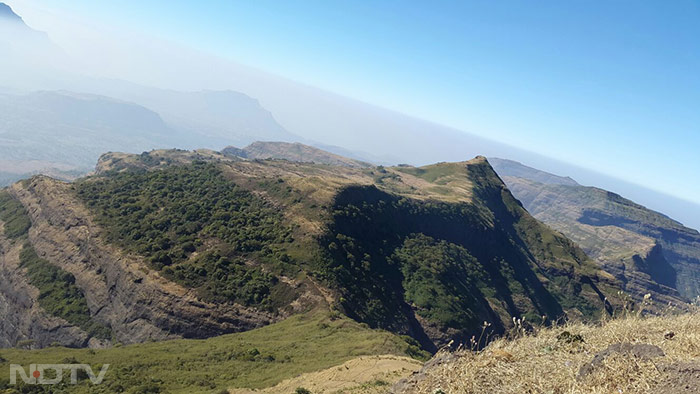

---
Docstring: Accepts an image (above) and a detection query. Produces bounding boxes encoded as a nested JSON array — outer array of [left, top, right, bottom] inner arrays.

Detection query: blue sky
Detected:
[[13, 0, 700, 204]]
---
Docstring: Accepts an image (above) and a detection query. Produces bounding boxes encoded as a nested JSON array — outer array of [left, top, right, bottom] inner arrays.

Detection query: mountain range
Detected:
[[491, 158, 700, 301], [1, 2, 699, 231], [0, 88, 302, 184]]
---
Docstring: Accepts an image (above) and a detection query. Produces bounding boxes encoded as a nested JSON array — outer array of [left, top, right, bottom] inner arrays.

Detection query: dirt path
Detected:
[[229, 355, 422, 394]]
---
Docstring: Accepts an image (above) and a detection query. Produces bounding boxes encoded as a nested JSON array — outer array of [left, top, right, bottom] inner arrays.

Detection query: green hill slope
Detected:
[[0, 311, 426, 393], [0, 145, 624, 355]]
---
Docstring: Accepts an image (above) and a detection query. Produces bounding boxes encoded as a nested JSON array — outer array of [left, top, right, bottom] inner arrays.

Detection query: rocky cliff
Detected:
[[0, 178, 283, 348], [491, 159, 697, 305]]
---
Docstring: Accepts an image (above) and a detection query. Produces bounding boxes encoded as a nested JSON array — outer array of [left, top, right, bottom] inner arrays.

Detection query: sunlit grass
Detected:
[[0, 310, 428, 393]]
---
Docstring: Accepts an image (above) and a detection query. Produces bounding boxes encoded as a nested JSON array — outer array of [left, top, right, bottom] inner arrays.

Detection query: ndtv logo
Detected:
[[9, 364, 109, 385]]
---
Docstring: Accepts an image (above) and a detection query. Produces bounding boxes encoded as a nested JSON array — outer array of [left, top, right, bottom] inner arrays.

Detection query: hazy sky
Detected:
[[10, 0, 700, 205]]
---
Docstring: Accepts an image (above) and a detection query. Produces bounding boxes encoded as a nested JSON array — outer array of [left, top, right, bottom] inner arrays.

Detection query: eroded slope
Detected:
[[491, 159, 699, 304]]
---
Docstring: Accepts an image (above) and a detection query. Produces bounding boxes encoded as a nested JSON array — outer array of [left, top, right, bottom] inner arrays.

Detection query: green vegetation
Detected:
[[394, 162, 457, 184], [0, 191, 31, 239], [60, 154, 612, 352], [168, 250, 279, 306], [0, 311, 428, 393], [75, 162, 297, 309], [393, 234, 490, 329], [19, 243, 111, 340], [321, 175, 606, 347], [0, 192, 110, 338]]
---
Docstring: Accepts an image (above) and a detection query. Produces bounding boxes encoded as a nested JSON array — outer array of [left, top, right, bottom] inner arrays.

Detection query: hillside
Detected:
[[0, 146, 624, 354], [491, 158, 700, 303], [222, 141, 372, 168], [397, 309, 700, 393], [0, 310, 427, 393]]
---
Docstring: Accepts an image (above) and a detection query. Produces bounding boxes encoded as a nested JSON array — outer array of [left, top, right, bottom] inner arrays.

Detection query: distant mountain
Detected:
[[77, 80, 301, 147], [0, 5, 300, 149], [0, 2, 68, 92], [0, 4, 304, 183], [0, 90, 195, 182], [222, 141, 372, 168], [490, 157, 579, 186], [0, 3, 53, 46], [492, 158, 700, 301], [0, 87, 305, 185]]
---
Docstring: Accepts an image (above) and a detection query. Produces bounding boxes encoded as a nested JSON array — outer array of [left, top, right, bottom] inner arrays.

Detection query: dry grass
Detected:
[[408, 309, 700, 394], [229, 355, 422, 394]]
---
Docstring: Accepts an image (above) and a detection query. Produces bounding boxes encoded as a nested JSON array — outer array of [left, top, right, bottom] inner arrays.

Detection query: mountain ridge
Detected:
[[492, 159, 700, 301], [0, 3, 22, 23], [222, 141, 372, 168], [0, 146, 626, 352]]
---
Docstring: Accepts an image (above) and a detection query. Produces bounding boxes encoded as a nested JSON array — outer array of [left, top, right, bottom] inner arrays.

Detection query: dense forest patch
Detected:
[[74, 162, 297, 309], [320, 183, 603, 348], [393, 234, 491, 329]]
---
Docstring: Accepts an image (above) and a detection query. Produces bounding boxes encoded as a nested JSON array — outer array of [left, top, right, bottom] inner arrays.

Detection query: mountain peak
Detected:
[[0, 2, 24, 23]]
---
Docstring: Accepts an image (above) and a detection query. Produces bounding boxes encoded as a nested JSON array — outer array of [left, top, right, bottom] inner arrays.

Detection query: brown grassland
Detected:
[[404, 307, 699, 394]]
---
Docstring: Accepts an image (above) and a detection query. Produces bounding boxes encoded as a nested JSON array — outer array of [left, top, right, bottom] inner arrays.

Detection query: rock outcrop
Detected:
[[0, 177, 275, 348]]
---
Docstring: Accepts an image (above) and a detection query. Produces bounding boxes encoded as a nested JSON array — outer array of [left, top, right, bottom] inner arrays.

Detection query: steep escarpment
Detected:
[[492, 159, 697, 304], [0, 190, 99, 348], [0, 178, 284, 348], [0, 224, 91, 348], [321, 158, 619, 350]]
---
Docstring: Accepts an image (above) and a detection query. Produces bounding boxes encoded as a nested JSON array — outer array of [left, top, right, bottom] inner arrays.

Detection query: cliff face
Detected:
[[0, 177, 277, 348], [496, 173, 695, 305], [0, 229, 90, 348]]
